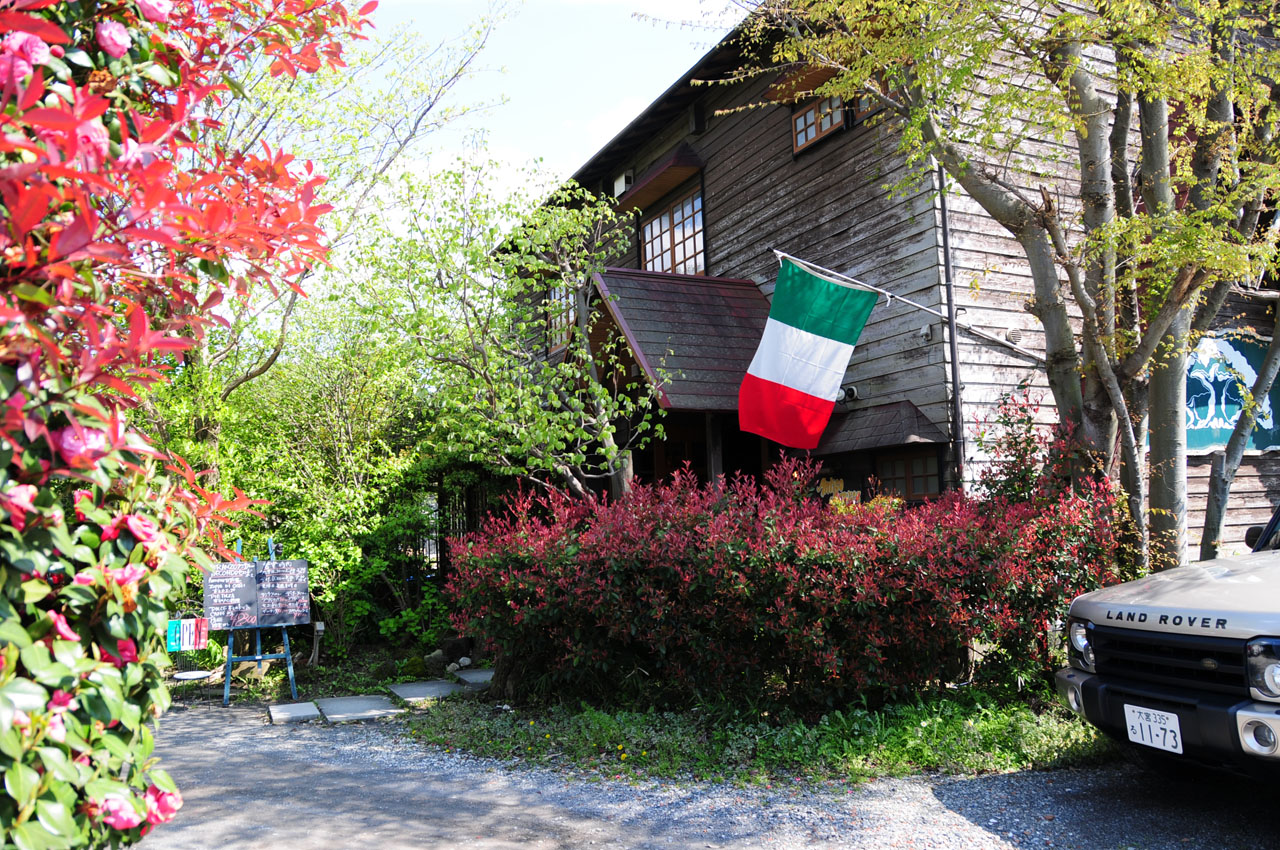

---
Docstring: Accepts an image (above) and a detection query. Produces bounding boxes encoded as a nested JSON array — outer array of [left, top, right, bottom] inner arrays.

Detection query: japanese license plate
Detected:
[[1124, 704, 1183, 754]]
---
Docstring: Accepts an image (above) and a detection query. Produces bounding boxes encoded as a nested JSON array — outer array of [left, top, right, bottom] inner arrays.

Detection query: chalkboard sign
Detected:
[[203, 559, 310, 630], [203, 561, 259, 630], [255, 559, 310, 626]]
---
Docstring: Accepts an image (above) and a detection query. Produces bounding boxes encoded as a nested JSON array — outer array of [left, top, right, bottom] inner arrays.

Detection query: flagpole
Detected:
[[773, 250, 1046, 364]]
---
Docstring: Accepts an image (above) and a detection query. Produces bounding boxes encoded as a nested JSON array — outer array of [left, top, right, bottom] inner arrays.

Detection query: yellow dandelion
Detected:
[[620, 753, 628, 760]]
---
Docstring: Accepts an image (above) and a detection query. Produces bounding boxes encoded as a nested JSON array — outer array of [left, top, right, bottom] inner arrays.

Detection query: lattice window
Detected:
[[875, 452, 940, 501], [793, 96, 844, 153], [642, 189, 704, 275]]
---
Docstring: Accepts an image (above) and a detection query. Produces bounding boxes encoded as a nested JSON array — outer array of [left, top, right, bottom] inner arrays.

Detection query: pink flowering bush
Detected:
[[448, 458, 1133, 710], [0, 0, 372, 847]]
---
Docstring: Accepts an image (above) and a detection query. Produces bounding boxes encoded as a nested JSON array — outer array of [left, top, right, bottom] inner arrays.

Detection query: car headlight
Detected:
[[1068, 617, 1095, 672], [1247, 638, 1280, 700]]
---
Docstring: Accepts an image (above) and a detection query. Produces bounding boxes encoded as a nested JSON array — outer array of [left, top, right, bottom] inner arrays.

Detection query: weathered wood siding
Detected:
[[603, 73, 953, 442]]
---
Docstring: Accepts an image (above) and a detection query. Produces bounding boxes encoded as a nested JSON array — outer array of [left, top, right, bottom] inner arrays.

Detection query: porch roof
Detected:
[[593, 268, 770, 412]]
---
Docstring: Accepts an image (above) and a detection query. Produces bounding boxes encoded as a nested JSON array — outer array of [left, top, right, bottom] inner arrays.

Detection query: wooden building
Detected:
[[565, 35, 1280, 549]]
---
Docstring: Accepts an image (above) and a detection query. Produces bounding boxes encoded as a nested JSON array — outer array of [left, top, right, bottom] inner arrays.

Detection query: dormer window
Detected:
[[793, 96, 844, 153], [642, 189, 704, 275]]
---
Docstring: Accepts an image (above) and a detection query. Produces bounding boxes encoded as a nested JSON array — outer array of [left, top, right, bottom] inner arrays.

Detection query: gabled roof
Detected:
[[811, 400, 949, 455], [593, 268, 769, 411]]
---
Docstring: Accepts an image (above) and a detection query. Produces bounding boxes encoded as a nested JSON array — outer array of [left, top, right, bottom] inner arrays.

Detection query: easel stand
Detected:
[[222, 626, 297, 706]]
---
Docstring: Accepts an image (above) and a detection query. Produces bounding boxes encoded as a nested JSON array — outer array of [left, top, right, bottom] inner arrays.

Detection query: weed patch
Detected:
[[401, 690, 1116, 782]]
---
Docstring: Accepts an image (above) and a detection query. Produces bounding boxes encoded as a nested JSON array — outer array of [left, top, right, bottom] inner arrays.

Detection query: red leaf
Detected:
[[21, 108, 78, 131], [358, 1, 378, 14], [0, 12, 69, 44]]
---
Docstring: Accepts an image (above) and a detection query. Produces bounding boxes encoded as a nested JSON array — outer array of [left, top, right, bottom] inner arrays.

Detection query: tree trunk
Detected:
[[1199, 318, 1280, 560], [1148, 308, 1192, 570]]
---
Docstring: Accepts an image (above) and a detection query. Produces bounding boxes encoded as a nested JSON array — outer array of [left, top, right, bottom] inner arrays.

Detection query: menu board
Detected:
[[203, 560, 310, 630], [255, 559, 311, 626]]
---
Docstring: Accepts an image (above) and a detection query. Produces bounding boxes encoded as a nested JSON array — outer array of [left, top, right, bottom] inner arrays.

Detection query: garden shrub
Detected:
[[448, 457, 1132, 711], [0, 1, 366, 847]]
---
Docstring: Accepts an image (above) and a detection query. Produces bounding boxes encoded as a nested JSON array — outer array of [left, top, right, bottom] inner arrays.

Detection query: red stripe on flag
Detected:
[[738, 372, 835, 450]]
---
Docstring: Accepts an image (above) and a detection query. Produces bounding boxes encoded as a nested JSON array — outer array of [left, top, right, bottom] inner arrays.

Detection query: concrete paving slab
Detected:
[[388, 680, 463, 703], [455, 668, 494, 688], [314, 695, 403, 723], [267, 702, 320, 724]]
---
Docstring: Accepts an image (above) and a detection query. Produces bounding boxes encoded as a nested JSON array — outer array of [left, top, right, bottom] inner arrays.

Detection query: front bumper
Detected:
[[1055, 666, 1280, 772]]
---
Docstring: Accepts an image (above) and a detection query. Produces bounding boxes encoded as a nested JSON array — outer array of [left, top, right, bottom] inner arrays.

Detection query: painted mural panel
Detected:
[[1187, 334, 1280, 451]]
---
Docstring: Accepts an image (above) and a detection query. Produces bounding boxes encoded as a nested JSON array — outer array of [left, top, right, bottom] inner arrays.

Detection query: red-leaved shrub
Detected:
[[447, 459, 1132, 710]]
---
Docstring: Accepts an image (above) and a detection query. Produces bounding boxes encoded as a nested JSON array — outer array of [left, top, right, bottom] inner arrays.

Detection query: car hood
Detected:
[[1071, 551, 1280, 640]]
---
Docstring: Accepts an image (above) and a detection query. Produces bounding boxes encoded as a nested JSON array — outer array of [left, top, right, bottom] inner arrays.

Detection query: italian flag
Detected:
[[738, 257, 879, 449]]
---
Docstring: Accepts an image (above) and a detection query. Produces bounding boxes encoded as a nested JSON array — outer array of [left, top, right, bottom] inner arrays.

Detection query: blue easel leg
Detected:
[[282, 627, 297, 700], [222, 630, 234, 706]]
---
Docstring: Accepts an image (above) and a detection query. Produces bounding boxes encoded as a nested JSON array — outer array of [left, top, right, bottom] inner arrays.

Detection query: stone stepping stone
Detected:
[[268, 701, 320, 724], [389, 681, 463, 704], [314, 695, 403, 724], [454, 668, 493, 689]]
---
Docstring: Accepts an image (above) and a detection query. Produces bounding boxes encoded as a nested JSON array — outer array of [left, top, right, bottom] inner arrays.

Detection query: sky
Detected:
[[370, 0, 741, 183]]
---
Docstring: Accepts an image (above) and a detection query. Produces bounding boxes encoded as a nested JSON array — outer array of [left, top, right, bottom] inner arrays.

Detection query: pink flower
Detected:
[[48, 610, 81, 642], [56, 426, 111, 467], [99, 795, 143, 830], [0, 54, 32, 98], [110, 564, 147, 587], [117, 139, 156, 168], [73, 489, 93, 521], [125, 515, 163, 545], [105, 638, 139, 668], [75, 119, 111, 170], [48, 690, 78, 713], [7, 485, 37, 513], [3, 32, 50, 65], [136, 0, 173, 23], [13, 709, 30, 729], [72, 572, 95, 585], [46, 712, 66, 743], [143, 784, 182, 824], [95, 21, 131, 58]]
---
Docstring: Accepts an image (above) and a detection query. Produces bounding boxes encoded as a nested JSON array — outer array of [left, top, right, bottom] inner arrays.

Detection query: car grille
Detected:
[[1092, 624, 1247, 695]]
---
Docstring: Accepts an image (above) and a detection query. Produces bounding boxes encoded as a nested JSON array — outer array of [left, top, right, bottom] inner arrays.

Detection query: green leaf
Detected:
[[5, 761, 40, 806], [136, 62, 178, 86], [12, 285, 53, 307], [36, 747, 78, 784], [9, 821, 52, 850], [221, 73, 247, 98], [35, 797, 77, 839], [21, 580, 50, 605], [62, 49, 93, 68], [0, 679, 49, 714]]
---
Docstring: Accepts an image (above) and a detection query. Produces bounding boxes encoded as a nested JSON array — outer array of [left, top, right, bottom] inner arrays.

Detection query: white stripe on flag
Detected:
[[745, 317, 854, 401]]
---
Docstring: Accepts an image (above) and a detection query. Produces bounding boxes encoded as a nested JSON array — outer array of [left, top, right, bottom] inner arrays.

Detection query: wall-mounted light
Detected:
[[919, 323, 933, 342]]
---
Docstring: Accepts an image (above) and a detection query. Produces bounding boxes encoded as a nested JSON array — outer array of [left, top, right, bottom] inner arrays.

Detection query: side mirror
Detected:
[[1246, 526, 1264, 550]]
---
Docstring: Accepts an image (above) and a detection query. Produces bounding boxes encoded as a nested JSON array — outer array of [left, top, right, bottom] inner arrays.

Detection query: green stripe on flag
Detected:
[[770, 259, 879, 346]]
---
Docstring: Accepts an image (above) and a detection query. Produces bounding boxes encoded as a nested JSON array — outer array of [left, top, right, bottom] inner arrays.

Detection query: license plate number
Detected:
[[1124, 704, 1183, 754]]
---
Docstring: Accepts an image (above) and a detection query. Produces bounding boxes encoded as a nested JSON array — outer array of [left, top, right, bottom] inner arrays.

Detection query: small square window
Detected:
[[793, 95, 844, 153]]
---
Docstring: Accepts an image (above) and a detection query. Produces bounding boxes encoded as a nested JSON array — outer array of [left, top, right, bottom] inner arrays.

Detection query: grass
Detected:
[[400, 688, 1118, 784], [167, 644, 422, 704]]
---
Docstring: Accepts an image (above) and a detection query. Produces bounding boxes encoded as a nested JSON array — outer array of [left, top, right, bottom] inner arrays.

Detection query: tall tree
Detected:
[[138, 11, 500, 482], [735, 0, 1280, 568], [349, 165, 665, 498]]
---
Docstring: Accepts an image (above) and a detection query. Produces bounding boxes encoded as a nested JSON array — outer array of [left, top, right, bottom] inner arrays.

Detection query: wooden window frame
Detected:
[[545, 280, 576, 353], [875, 450, 941, 502], [792, 95, 845, 154], [641, 188, 704, 276]]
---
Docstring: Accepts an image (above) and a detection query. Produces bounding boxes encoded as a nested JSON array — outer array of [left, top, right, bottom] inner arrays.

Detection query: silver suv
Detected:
[[1056, 511, 1280, 773]]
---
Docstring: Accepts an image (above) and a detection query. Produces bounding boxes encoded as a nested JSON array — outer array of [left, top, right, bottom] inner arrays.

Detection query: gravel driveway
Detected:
[[140, 703, 1268, 850]]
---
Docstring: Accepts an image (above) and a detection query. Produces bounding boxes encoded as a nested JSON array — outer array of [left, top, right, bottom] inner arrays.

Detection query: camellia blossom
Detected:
[[48, 610, 81, 642], [99, 795, 143, 830], [143, 784, 182, 824], [136, 0, 174, 23], [56, 426, 111, 467], [75, 119, 111, 170], [3, 483, 37, 530], [48, 690, 78, 713], [72, 571, 95, 585], [110, 564, 147, 587], [46, 712, 66, 743], [95, 21, 131, 58], [3, 32, 51, 65], [105, 637, 140, 668], [125, 515, 164, 545]]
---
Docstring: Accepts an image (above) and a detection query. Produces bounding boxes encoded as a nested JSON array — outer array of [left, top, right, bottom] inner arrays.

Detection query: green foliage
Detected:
[[403, 690, 1114, 781], [347, 163, 665, 497]]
